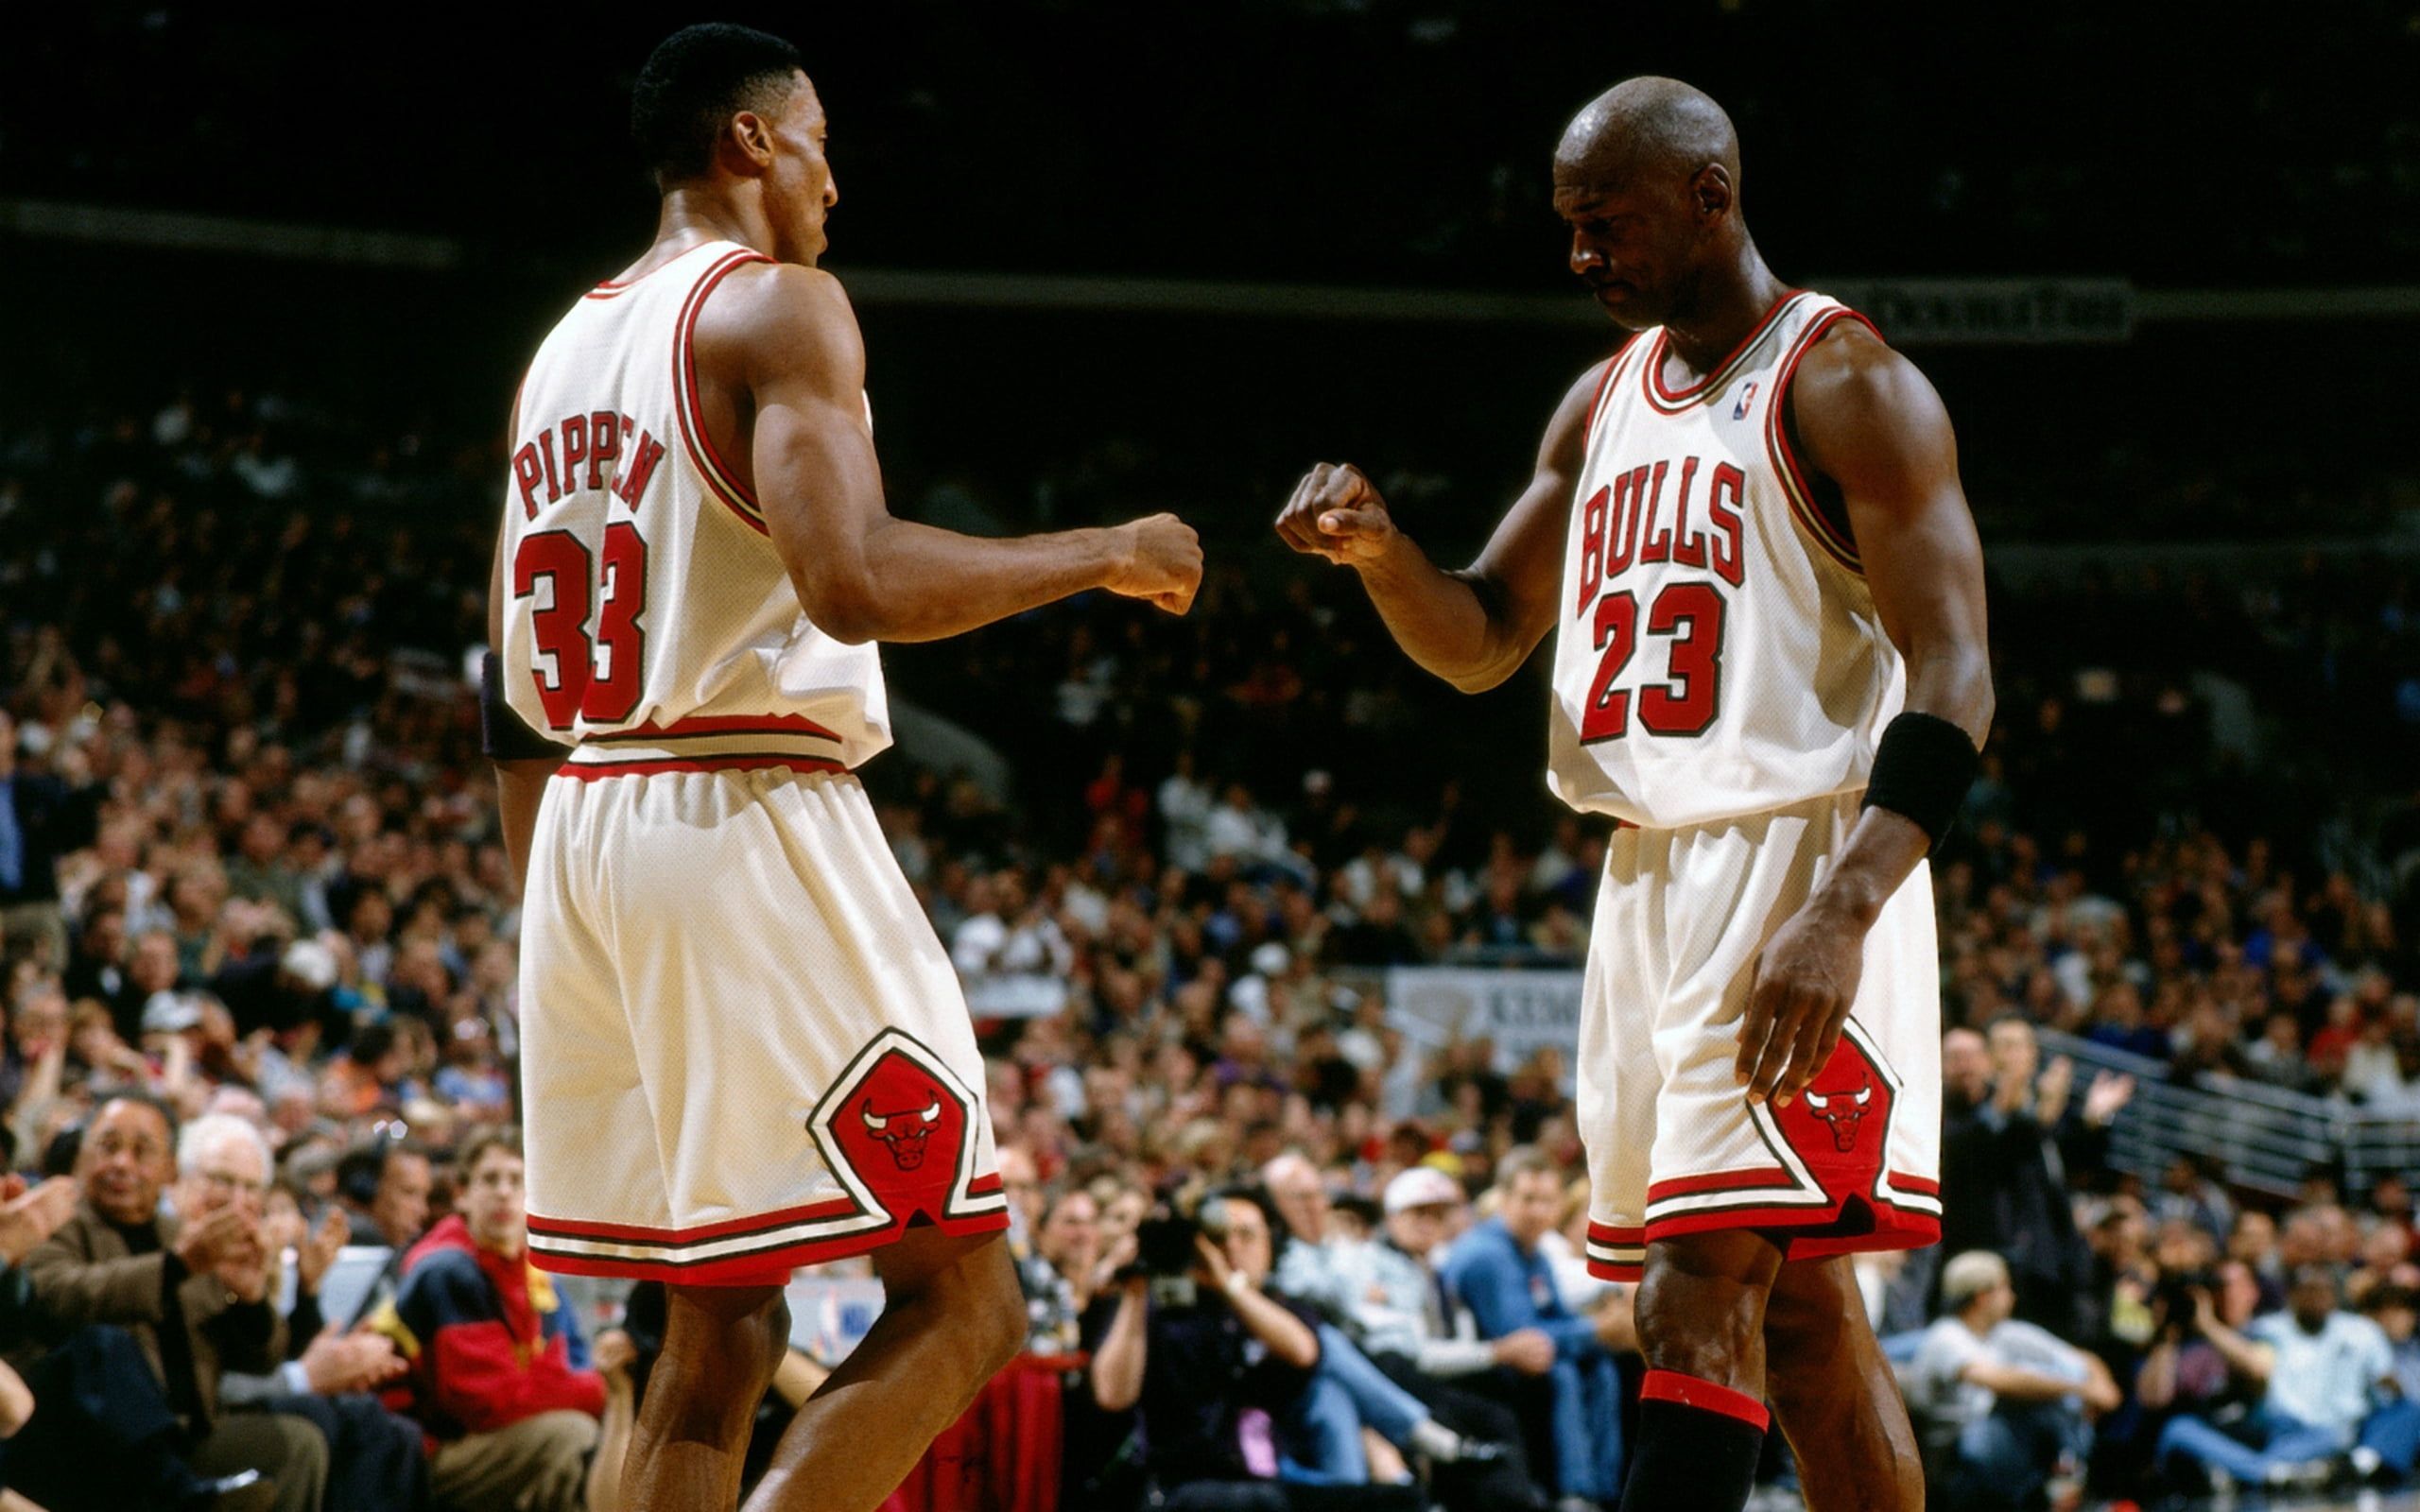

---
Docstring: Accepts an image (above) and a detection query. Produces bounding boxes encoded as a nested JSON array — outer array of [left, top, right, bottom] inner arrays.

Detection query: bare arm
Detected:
[[1962, 1359, 2089, 1405], [1736, 326, 1994, 1104], [1193, 1236, 1319, 1369], [700, 266, 1200, 644], [1273, 363, 1604, 694], [1090, 1277, 1149, 1413]]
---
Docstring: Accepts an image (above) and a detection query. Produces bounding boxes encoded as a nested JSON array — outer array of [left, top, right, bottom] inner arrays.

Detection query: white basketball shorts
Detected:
[[518, 765, 1006, 1285], [1579, 790, 1941, 1282]]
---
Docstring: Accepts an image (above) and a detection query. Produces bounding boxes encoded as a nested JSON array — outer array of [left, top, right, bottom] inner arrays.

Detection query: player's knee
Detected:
[[1635, 1252, 1770, 1382]]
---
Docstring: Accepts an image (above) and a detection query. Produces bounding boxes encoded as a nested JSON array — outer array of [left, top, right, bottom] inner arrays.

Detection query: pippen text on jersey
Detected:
[[514, 409, 670, 518]]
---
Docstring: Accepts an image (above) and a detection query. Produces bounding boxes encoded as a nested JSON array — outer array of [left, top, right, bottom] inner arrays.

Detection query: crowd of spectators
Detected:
[[0, 374, 2417, 1512]]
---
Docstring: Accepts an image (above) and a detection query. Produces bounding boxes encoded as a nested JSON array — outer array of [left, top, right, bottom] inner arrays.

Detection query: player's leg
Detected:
[[741, 1226, 1023, 1512], [1620, 1228, 1783, 1512], [1763, 1255, 1924, 1512], [620, 1282, 790, 1511]]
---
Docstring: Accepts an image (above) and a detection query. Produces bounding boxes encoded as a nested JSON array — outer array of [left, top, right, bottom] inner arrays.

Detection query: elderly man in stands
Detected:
[[2155, 1263, 2394, 1495], [1264, 1152, 1358, 1314], [18, 1097, 325, 1511], [1912, 1250, 2118, 1511], [1333, 1164, 1560, 1511], [1441, 1148, 1623, 1512]]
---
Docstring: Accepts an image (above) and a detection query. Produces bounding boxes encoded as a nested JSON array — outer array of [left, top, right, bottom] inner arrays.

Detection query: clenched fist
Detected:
[[1275, 463, 1397, 566], [1105, 513, 1203, 615]]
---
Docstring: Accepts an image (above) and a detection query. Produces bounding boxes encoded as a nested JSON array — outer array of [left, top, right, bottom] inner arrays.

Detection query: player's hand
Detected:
[[1105, 513, 1203, 615], [1275, 463, 1396, 566], [1491, 1328, 1557, 1375], [1737, 899, 1864, 1107]]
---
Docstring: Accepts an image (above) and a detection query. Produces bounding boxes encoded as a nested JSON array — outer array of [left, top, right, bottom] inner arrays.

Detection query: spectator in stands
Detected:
[[1939, 1019, 2132, 1339], [1910, 1250, 2118, 1511], [1019, 1186, 1099, 1355], [2133, 1258, 2266, 1450], [0, 710, 102, 972], [1088, 1189, 1417, 1510], [2154, 1263, 2394, 1495], [1264, 1153, 1357, 1315], [1440, 1149, 1622, 1510], [2355, 1283, 2420, 1482], [1333, 1164, 1556, 1512], [16, 1098, 325, 1511], [1256, 1161, 1512, 1497], [372, 1127, 625, 1512], [210, 1149, 422, 1512], [331, 1136, 430, 1254]]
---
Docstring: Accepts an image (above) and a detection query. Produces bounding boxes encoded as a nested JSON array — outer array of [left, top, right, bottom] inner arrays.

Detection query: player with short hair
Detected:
[[486, 24, 1202, 1512], [1278, 77, 1991, 1512]]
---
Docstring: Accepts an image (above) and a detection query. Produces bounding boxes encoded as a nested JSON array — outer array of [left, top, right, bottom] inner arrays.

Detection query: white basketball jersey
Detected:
[[500, 240, 890, 778], [1546, 291, 1903, 831]]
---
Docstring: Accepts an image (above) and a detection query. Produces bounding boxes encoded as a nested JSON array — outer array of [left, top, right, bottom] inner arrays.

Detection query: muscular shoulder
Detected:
[[1789, 318, 1956, 490], [1791, 321, 1951, 450], [691, 261, 864, 396]]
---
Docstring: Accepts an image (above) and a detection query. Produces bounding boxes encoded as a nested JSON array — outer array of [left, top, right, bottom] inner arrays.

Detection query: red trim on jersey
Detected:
[[527, 1196, 863, 1246], [585, 250, 701, 301], [589, 713, 846, 744], [530, 1208, 1011, 1287], [1764, 307, 1878, 573], [1645, 1167, 1796, 1204], [1889, 1173, 1940, 1197], [1640, 1369, 1771, 1432], [556, 755, 847, 782], [1642, 290, 1807, 414], [1580, 335, 1641, 446], [1583, 1221, 1645, 1281], [670, 249, 776, 534]]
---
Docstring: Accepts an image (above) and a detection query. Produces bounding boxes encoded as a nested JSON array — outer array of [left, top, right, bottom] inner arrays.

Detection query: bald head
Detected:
[[1557, 77, 1740, 193]]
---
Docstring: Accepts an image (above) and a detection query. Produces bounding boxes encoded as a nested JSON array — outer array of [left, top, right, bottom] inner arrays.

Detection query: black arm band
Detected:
[[479, 652, 571, 762], [1860, 711, 1979, 850]]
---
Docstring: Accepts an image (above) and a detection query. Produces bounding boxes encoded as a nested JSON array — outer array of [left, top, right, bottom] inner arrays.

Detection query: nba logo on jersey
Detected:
[[1732, 381, 1758, 421]]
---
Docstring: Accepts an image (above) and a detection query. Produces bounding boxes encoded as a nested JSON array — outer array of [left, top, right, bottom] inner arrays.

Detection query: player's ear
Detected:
[[726, 110, 779, 176], [1690, 164, 1734, 222]]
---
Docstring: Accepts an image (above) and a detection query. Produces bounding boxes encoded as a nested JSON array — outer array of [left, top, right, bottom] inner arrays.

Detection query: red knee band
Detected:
[[1639, 1368, 1772, 1432]]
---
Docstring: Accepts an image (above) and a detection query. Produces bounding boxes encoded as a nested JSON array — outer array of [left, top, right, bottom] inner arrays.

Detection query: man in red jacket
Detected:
[[373, 1128, 633, 1512]]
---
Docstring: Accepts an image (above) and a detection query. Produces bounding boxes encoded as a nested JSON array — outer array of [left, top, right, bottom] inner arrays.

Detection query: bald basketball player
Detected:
[[1279, 79, 1992, 1511]]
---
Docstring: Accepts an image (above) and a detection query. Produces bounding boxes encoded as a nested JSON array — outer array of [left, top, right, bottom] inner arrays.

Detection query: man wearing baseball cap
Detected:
[[1327, 1166, 1557, 1511]]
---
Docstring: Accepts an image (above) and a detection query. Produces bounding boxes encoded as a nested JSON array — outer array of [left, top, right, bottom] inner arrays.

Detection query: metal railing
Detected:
[[2040, 1031, 2420, 1200]]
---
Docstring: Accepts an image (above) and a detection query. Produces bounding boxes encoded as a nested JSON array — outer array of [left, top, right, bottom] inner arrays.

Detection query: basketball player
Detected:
[[484, 26, 1201, 1512], [1278, 78, 1990, 1512]]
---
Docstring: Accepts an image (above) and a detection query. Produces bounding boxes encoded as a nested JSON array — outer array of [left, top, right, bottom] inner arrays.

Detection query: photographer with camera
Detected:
[[1089, 1191, 1418, 1511], [2152, 1263, 2395, 1496]]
